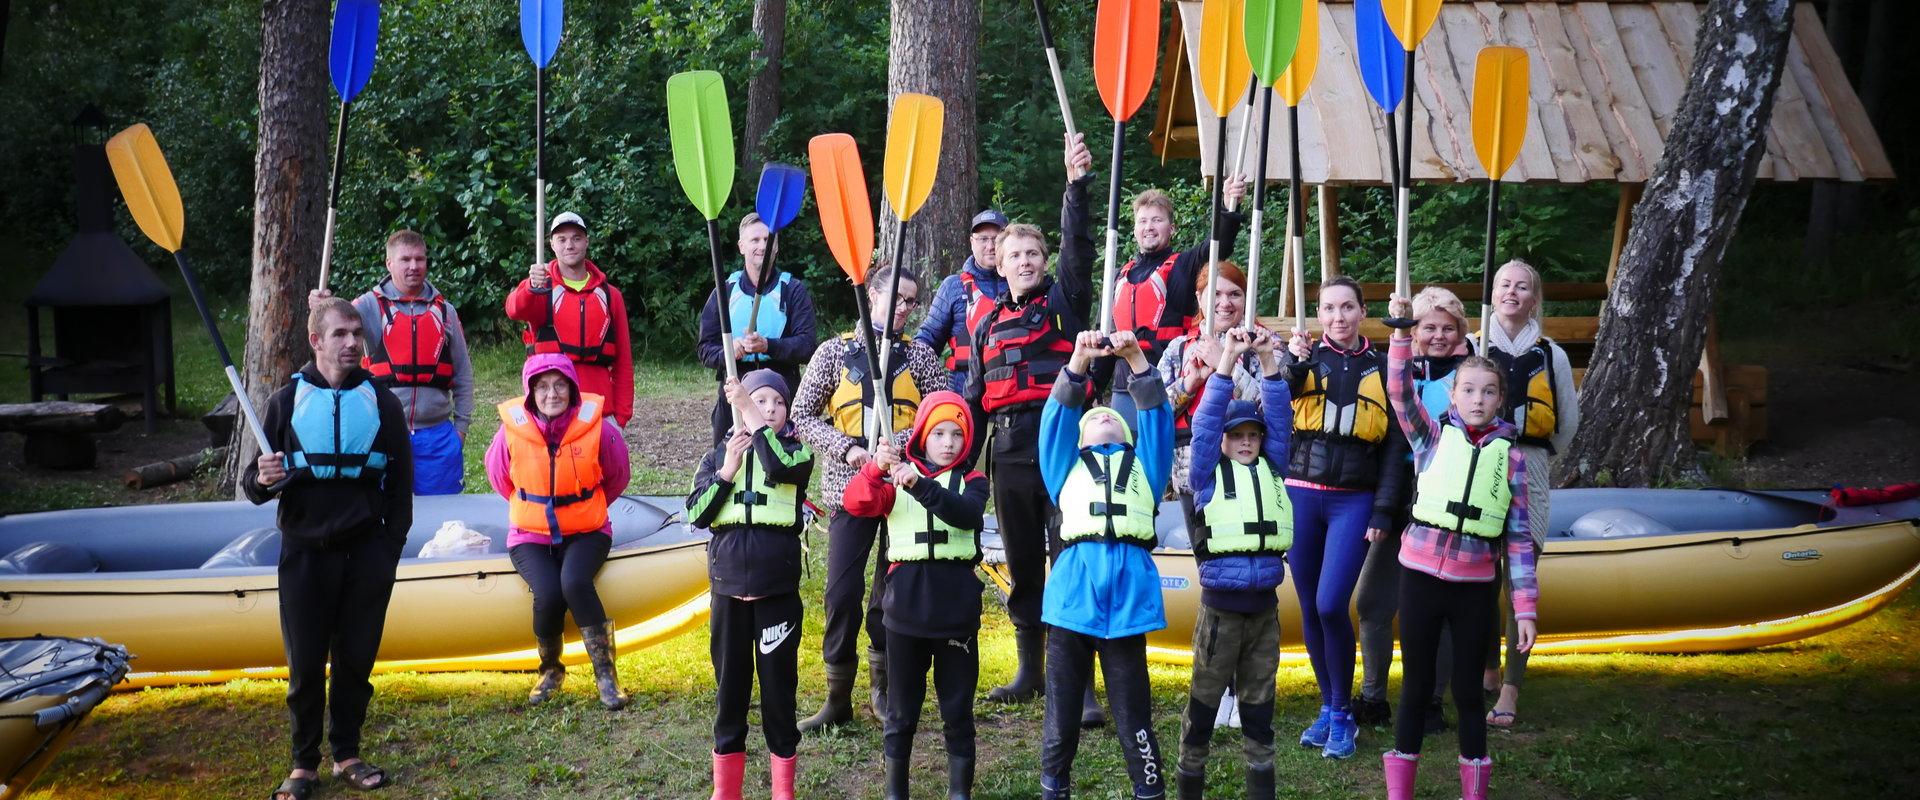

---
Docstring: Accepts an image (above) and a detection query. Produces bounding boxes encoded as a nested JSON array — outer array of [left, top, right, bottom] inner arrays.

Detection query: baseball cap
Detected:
[[970, 209, 1009, 232], [549, 211, 588, 236]]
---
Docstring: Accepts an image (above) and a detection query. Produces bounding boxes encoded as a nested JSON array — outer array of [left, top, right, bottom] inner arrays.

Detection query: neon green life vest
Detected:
[[1410, 424, 1513, 539], [1196, 457, 1293, 558], [884, 469, 978, 562], [1058, 448, 1158, 549], [712, 443, 801, 529]]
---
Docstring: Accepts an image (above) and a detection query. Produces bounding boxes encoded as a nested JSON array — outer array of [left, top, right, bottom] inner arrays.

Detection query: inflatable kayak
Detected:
[[0, 636, 130, 800], [983, 489, 1920, 664], [0, 495, 710, 688]]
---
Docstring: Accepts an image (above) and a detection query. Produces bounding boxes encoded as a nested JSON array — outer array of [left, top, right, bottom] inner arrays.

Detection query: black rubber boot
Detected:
[[527, 635, 565, 705], [1176, 768, 1205, 800], [799, 661, 857, 733], [947, 754, 975, 800], [1352, 696, 1391, 727], [579, 622, 629, 710], [1245, 763, 1276, 800], [868, 647, 890, 719], [987, 625, 1044, 703], [1079, 684, 1106, 728], [884, 757, 910, 800]]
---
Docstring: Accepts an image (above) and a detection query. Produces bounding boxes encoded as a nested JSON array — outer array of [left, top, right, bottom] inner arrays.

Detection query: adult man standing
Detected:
[[506, 211, 635, 428], [916, 209, 1009, 392], [247, 298, 412, 800], [697, 212, 818, 446], [312, 230, 474, 494]]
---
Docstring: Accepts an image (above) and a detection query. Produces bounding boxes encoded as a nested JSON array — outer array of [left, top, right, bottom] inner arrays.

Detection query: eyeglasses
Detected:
[[874, 293, 921, 308], [970, 234, 999, 244]]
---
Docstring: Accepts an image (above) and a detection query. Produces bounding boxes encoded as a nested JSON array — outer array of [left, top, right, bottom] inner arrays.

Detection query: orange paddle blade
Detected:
[[1277, 0, 1320, 106], [1094, 0, 1162, 122], [1472, 46, 1530, 181], [104, 123, 186, 253], [1196, 0, 1252, 118], [882, 93, 944, 222], [1381, 0, 1441, 52], [808, 133, 876, 285]]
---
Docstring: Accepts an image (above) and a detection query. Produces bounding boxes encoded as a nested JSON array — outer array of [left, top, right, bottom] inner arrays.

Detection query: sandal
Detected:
[[270, 776, 315, 800], [334, 760, 390, 791], [1486, 709, 1517, 728]]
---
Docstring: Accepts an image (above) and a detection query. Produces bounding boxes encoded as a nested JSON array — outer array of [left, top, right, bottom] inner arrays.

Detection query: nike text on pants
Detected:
[[711, 591, 803, 758]]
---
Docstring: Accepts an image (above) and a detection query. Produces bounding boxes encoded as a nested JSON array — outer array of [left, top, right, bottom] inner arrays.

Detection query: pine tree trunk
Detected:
[[880, 0, 979, 283], [227, 0, 329, 495], [741, 0, 788, 173], [1562, 0, 1796, 487]]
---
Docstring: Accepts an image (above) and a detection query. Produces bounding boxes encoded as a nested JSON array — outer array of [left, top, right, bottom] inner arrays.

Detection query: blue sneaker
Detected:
[[1299, 705, 1333, 748], [1322, 709, 1359, 759]]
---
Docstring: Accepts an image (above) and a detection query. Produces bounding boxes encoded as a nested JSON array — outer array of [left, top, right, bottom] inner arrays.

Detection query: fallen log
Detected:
[[125, 447, 230, 490], [0, 402, 125, 434]]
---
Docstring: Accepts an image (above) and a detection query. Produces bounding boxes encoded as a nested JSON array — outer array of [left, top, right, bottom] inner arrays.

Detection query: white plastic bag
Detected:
[[417, 520, 495, 558]]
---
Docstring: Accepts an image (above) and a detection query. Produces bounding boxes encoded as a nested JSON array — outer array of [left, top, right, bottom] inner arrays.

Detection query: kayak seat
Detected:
[[199, 527, 281, 569], [0, 541, 100, 575], [1569, 508, 1675, 539]]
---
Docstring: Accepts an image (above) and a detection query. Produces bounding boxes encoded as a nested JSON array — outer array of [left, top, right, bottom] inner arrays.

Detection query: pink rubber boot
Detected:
[[710, 751, 744, 800], [1459, 756, 1492, 800], [1383, 750, 1419, 800], [770, 752, 798, 800]]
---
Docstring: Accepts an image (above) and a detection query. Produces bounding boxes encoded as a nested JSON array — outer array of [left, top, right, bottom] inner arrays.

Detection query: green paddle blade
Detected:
[[1243, 0, 1303, 87], [666, 70, 736, 221]]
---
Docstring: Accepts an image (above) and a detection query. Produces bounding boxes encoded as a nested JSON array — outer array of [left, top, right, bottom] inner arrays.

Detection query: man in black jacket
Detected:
[[246, 297, 412, 800]]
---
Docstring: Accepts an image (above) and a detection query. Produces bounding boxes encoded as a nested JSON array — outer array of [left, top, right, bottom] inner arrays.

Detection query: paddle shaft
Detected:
[[1288, 103, 1306, 328], [1479, 177, 1500, 344], [1384, 109, 1401, 189], [1393, 54, 1415, 300], [1033, 0, 1078, 141], [318, 101, 350, 292], [875, 217, 909, 442], [746, 233, 773, 336], [1098, 118, 1127, 336], [534, 67, 547, 273], [173, 251, 271, 454], [705, 218, 742, 429], [1243, 87, 1274, 332], [1202, 117, 1229, 335], [849, 284, 887, 447], [1226, 77, 1257, 212]]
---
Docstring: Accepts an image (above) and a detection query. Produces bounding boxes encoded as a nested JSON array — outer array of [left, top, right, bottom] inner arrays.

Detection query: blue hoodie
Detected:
[[915, 257, 1008, 392]]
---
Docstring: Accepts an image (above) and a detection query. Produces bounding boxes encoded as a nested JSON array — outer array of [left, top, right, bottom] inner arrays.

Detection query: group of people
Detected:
[[243, 129, 1578, 800]]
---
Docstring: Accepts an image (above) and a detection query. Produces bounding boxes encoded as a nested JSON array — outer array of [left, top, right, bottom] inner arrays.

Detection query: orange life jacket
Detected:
[[500, 392, 609, 537]]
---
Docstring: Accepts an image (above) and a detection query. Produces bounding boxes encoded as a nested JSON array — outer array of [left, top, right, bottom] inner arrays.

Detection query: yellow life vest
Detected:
[[1196, 457, 1293, 558], [883, 469, 978, 562], [711, 430, 802, 529], [828, 332, 920, 438], [1290, 350, 1391, 444], [1058, 448, 1158, 549], [1410, 424, 1513, 539]]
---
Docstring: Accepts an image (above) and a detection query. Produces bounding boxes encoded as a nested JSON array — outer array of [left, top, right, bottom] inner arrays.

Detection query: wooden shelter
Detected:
[[1148, 1, 1894, 455]]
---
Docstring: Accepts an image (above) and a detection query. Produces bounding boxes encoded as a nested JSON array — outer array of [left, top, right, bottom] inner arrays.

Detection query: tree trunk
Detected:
[[1562, 0, 1796, 488], [227, 0, 329, 495], [880, 0, 979, 284], [741, 0, 788, 173]]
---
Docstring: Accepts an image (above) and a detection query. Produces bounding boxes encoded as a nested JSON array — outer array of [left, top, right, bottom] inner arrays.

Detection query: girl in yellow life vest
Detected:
[[484, 353, 632, 710], [1380, 293, 1540, 800], [841, 391, 987, 800]]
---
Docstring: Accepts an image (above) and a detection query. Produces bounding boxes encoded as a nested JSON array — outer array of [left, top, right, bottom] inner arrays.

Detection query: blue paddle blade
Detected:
[[520, 0, 564, 69], [756, 163, 808, 233], [328, 0, 381, 103], [1354, 0, 1405, 112]]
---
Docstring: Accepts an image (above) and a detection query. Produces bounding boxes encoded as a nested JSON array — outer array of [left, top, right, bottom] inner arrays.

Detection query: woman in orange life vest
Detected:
[[484, 353, 633, 709]]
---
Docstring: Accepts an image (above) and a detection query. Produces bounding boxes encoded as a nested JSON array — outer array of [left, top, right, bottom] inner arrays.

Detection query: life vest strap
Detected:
[[1444, 499, 1484, 521], [518, 487, 597, 507]]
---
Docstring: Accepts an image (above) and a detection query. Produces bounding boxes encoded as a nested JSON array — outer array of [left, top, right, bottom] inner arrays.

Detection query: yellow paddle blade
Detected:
[[1381, 0, 1441, 52], [1277, 0, 1320, 106], [1472, 46, 1529, 181], [1196, 0, 1252, 118], [104, 123, 185, 253], [882, 93, 944, 222]]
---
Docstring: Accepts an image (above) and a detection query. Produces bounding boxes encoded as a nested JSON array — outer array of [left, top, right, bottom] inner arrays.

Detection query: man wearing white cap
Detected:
[[505, 211, 634, 428]]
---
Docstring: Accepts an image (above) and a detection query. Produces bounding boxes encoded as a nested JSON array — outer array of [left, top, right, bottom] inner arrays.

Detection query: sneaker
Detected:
[[1351, 696, 1391, 727], [1299, 705, 1333, 748], [1423, 698, 1450, 734], [1216, 687, 1242, 729], [1322, 710, 1358, 759]]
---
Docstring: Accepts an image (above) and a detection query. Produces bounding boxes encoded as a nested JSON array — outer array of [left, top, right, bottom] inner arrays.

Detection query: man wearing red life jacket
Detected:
[[505, 211, 635, 428], [916, 209, 1009, 393], [309, 230, 475, 495]]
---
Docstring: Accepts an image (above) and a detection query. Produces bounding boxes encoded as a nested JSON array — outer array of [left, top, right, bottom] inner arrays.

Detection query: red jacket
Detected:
[[505, 260, 634, 426]]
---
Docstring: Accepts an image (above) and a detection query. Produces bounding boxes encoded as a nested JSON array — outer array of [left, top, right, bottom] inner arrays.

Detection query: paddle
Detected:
[[521, 0, 564, 278], [1032, 0, 1079, 142], [876, 93, 943, 442], [1276, 0, 1318, 332], [104, 124, 271, 455], [746, 163, 807, 336], [1092, 0, 1162, 336], [666, 70, 741, 427], [1470, 47, 1529, 344], [1240, 0, 1304, 332], [317, 0, 380, 293], [1354, 0, 1406, 189], [1195, 0, 1252, 335], [1380, 0, 1440, 311], [807, 133, 887, 447]]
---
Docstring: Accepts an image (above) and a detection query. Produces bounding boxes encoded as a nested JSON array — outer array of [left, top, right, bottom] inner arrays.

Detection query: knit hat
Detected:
[[1078, 406, 1134, 446], [740, 369, 790, 405], [1221, 399, 1264, 436], [917, 403, 969, 449]]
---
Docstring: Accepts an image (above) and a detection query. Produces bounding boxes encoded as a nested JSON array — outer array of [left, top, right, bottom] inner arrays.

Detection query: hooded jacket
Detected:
[[352, 278, 475, 434], [484, 354, 632, 548], [1188, 371, 1294, 604], [505, 259, 635, 426], [243, 363, 413, 550]]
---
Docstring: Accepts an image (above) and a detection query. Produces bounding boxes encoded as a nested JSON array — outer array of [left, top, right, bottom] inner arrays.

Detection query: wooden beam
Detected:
[[1697, 313, 1729, 423], [1318, 185, 1342, 279], [1605, 182, 1643, 288]]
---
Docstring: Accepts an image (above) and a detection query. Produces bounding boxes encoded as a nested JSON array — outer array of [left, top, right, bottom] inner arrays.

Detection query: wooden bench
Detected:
[[0, 402, 126, 470]]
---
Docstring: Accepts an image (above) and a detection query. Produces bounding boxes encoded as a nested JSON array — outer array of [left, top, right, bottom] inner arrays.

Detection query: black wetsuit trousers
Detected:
[[821, 510, 887, 665], [279, 531, 400, 771]]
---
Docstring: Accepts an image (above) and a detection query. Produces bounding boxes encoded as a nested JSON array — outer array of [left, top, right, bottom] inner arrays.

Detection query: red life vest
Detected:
[[945, 271, 1000, 372], [1112, 253, 1191, 357], [531, 284, 618, 367], [977, 294, 1075, 412], [365, 294, 456, 389]]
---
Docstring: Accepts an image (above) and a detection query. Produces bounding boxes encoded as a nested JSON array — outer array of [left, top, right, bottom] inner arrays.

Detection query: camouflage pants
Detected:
[[1178, 604, 1281, 773]]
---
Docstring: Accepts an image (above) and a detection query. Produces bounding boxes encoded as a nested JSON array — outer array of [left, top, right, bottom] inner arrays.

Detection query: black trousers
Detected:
[[711, 591, 803, 758], [1394, 569, 1496, 760], [990, 459, 1054, 629], [821, 510, 887, 665], [884, 629, 979, 761], [509, 531, 612, 639], [279, 532, 400, 771], [710, 364, 801, 446], [1042, 628, 1165, 798]]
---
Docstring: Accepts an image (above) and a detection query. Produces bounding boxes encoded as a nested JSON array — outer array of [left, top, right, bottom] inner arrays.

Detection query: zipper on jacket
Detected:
[[331, 388, 343, 478]]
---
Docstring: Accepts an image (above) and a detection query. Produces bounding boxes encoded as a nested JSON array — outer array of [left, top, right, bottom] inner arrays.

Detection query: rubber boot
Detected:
[[770, 753, 798, 800], [1383, 751, 1418, 800], [799, 661, 856, 733], [868, 647, 890, 719], [988, 625, 1044, 703], [527, 635, 565, 705], [947, 754, 975, 800], [1458, 756, 1491, 800], [1175, 768, 1205, 800], [1423, 697, 1450, 734], [710, 751, 745, 800], [1079, 684, 1106, 728], [1040, 775, 1072, 800], [883, 756, 910, 800], [1244, 763, 1275, 800], [580, 621, 629, 710]]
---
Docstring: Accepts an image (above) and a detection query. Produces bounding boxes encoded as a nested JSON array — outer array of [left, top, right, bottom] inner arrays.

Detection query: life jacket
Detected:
[[976, 291, 1075, 413], [1196, 456, 1293, 558], [711, 431, 802, 529], [1291, 344, 1391, 445], [1485, 342, 1560, 451], [365, 294, 456, 389], [883, 469, 977, 562], [499, 393, 609, 538], [288, 373, 387, 480], [1058, 447, 1159, 550], [944, 271, 1000, 371], [829, 332, 920, 439], [531, 282, 618, 367], [1410, 423, 1513, 539], [725, 270, 793, 363], [1112, 253, 1190, 357]]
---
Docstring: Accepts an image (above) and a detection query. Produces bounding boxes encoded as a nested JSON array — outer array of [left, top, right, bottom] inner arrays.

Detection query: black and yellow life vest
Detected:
[[1196, 457, 1293, 558], [883, 469, 978, 563], [1410, 423, 1513, 539], [1485, 342, 1560, 451], [1290, 344, 1391, 445], [829, 332, 920, 438], [1058, 447, 1158, 549]]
